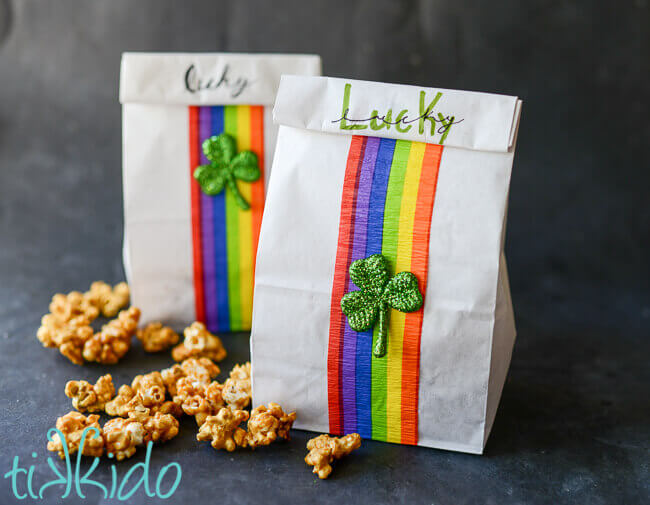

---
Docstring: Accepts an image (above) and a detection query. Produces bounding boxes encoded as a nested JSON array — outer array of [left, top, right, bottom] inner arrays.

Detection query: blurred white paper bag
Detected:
[[120, 53, 320, 332], [251, 76, 522, 453]]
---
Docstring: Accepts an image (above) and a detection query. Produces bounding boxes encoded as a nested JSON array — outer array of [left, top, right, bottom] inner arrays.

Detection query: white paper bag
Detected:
[[251, 76, 522, 453], [120, 53, 321, 332]]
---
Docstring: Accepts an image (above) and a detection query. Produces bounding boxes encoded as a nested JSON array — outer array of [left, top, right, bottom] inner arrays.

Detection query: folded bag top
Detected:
[[251, 76, 522, 454], [273, 75, 521, 152], [120, 53, 321, 333]]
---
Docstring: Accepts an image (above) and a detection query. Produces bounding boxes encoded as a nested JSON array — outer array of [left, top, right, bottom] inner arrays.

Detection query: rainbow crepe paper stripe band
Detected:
[[189, 105, 265, 332], [328, 135, 443, 445]]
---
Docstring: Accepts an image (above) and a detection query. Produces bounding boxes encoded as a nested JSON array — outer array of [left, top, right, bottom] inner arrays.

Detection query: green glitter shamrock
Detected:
[[341, 254, 423, 358], [193, 133, 261, 210]]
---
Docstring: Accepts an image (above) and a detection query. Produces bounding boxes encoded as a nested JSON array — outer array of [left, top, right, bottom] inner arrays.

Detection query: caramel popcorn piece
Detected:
[[222, 362, 251, 410], [128, 406, 180, 444], [65, 374, 115, 412], [136, 322, 179, 353], [57, 322, 95, 365], [173, 376, 206, 405], [157, 400, 184, 418], [204, 381, 225, 409], [222, 379, 250, 411], [47, 412, 104, 459], [131, 371, 166, 408], [82, 333, 130, 365], [105, 383, 180, 418], [85, 281, 130, 318], [105, 370, 183, 418], [171, 322, 226, 362], [229, 361, 251, 382], [37, 313, 94, 365], [305, 433, 362, 479], [104, 384, 137, 417], [37, 289, 101, 364], [103, 417, 145, 461], [180, 381, 225, 426], [180, 357, 221, 382], [37, 313, 71, 348], [160, 364, 185, 397], [50, 291, 100, 323], [82, 307, 140, 364], [196, 408, 249, 451], [179, 395, 211, 424], [161, 357, 220, 396], [246, 403, 296, 448], [143, 413, 179, 443]]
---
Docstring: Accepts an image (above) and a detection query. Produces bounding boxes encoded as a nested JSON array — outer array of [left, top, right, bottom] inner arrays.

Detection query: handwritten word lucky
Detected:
[[3, 428, 182, 501], [184, 63, 249, 98], [332, 83, 464, 144]]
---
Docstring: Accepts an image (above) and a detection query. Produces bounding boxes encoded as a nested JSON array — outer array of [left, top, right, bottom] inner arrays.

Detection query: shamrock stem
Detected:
[[226, 176, 250, 210], [373, 305, 389, 358]]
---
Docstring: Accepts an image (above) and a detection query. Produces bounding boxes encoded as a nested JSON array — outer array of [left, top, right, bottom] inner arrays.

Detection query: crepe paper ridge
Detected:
[[189, 106, 206, 323], [385, 141, 422, 443], [327, 135, 443, 445], [341, 137, 379, 433], [349, 137, 380, 438], [249, 106, 265, 305], [401, 142, 442, 444], [328, 135, 366, 435], [211, 107, 229, 331], [201, 106, 219, 330], [236, 105, 254, 329], [189, 105, 265, 332], [360, 138, 395, 439], [374, 139, 409, 442], [224, 106, 241, 330]]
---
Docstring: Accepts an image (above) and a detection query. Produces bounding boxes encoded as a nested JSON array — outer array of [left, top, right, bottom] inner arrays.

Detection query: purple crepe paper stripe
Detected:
[[199, 107, 218, 330], [341, 136, 380, 434]]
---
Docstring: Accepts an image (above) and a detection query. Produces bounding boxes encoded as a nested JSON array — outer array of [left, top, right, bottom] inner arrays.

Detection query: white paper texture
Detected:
[[123, 104, 195, 326], [252, 78, 520, 452]]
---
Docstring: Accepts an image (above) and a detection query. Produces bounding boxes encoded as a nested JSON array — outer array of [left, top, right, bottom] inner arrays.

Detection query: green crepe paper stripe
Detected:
[[371, 139, 411, 441], [224, 105, 242, 330]]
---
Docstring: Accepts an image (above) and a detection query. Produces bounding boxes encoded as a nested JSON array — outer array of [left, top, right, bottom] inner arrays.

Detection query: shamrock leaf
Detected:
[[231, 151, 261, 182], [193, 164, 226, 196], [349, 253, 389, 297], [340, 254, 424, 358], [203, 133, 236, 165], [193, 133, 261, 210], [383, 272, 422, 313], [341, 290, 379, 332]]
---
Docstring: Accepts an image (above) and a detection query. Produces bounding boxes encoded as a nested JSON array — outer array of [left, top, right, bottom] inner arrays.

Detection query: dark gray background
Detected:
[[0, 0, 648, 503]]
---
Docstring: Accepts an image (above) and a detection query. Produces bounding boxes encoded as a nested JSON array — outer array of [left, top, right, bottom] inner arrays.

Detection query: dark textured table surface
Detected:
[[0, 1, 648, 503]]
